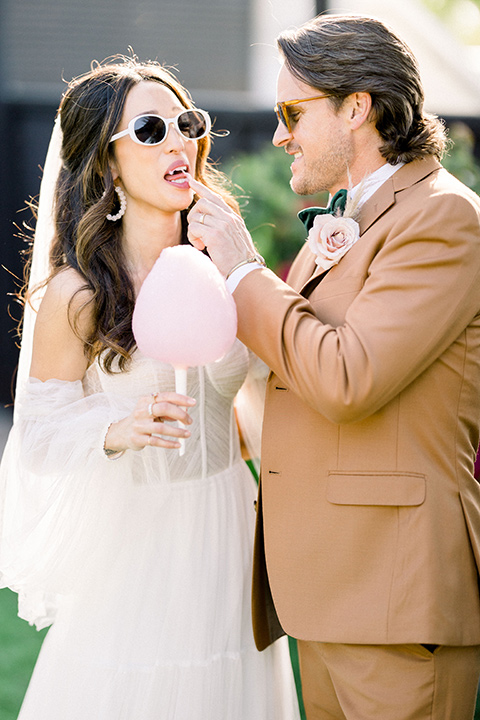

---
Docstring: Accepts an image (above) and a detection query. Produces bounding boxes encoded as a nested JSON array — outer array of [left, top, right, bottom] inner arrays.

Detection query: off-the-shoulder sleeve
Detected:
[[0, 378, 168, 630]]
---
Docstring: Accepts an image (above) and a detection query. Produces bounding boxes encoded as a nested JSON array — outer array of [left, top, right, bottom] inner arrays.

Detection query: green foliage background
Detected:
[[422, 0, 480, 44]]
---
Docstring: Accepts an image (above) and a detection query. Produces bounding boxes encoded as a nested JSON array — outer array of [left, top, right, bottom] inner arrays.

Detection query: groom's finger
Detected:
[[185, 173, 224, 207]]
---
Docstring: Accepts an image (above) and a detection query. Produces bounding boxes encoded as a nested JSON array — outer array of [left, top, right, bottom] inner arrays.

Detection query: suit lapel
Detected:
[[286, 243, 317, 294], [294, 176, 396, 298], [357, 180, 395, 235], [358, 155, 442, 235], [294, 156, 442, 297]]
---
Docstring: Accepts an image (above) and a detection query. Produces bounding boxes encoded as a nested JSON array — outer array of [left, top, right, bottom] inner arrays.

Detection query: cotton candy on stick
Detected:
[[132, 245, 237, 455]]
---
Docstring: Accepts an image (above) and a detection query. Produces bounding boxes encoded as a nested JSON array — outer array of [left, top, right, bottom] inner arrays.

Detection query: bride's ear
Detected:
[[108, 158, 119, 182]]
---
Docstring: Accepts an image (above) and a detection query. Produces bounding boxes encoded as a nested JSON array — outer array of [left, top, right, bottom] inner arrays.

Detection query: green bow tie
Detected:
[[297, 189, 348, 232]]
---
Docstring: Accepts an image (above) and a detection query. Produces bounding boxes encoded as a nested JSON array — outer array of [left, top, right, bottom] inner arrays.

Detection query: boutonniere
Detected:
[[307, 213, 360, 271], [299, 186, 362, 272]]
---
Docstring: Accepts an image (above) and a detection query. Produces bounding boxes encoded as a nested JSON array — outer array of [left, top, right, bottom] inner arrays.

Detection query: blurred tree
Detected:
[[443, 122, 480, 193], [421, 0, 480, 44]]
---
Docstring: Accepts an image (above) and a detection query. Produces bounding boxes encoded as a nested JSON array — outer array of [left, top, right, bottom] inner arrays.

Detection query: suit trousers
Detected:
[[297, 640, 480, 720]]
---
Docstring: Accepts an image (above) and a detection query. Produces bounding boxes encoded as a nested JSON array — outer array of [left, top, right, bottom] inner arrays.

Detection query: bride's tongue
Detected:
[[165, 165, 189, 187]]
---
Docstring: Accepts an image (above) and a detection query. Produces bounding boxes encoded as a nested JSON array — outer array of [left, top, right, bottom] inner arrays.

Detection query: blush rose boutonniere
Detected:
[[307, 213, 360, 271]]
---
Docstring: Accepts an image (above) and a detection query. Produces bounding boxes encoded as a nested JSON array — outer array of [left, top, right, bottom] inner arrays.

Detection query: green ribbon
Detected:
[[297, 188, 348, 232]]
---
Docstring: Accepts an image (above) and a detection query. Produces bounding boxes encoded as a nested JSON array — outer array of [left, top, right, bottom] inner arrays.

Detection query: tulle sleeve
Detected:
[[0, 376, 135, 629]]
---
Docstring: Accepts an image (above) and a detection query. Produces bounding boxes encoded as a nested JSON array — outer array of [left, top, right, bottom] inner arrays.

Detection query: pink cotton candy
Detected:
[[132, 245, 237, 369]]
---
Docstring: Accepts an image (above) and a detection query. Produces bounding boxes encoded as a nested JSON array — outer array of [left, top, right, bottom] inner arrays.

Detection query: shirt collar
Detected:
[[349, 161, 405, 208]]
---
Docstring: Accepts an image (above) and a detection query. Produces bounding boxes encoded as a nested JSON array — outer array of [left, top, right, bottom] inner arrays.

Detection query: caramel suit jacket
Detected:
[[234, 156, 480, 651]]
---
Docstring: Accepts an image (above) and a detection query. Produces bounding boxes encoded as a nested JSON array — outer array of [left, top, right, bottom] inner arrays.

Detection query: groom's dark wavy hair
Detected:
[[277, 14, 447, 164]]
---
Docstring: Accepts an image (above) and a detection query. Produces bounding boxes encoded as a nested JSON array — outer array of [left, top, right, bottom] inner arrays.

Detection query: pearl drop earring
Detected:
[[106, 185, 127, 221]]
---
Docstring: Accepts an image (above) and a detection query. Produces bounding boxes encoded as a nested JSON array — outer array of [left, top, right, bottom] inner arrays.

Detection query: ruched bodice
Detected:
[[85, 340, 249, 480]]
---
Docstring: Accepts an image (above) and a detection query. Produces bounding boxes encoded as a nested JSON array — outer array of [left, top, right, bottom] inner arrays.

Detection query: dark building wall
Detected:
[[1, 0, 250, 99], [0, 103, 58, 406]]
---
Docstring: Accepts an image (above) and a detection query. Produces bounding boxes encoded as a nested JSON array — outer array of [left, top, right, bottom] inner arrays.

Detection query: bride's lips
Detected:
[[164, 160, 190, 189]]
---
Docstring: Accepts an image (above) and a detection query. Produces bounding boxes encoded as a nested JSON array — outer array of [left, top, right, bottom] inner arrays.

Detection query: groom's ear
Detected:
[[345, 92, 372, 130]]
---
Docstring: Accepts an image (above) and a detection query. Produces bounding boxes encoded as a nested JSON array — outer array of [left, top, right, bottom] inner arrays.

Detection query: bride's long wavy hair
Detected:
[[31, 55, 239, 373]]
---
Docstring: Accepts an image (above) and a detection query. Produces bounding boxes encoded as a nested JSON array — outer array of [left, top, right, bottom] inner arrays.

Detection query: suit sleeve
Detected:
[[234, 191, 480, 424]]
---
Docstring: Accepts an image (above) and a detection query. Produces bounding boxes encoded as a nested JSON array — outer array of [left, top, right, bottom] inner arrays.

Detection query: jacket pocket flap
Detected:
[[327, 472, 426, 507]]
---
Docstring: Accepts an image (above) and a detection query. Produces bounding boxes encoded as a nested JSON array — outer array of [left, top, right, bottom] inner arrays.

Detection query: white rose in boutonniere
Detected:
[[299, 184, 364, 272], [307, 214, 360, 270]]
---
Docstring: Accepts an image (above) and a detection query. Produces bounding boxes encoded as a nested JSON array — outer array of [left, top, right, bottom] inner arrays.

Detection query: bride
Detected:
[[0, 55, 300, 719]]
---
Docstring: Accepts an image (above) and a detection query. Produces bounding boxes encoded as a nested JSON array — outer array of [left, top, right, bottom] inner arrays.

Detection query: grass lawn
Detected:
[[0, 589, 47, 719]]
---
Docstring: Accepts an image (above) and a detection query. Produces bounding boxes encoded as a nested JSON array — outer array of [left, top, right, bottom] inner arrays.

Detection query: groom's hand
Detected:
[[186, 174, 257, 278]]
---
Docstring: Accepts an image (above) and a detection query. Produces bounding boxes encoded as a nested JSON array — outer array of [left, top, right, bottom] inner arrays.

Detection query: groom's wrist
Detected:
[[225, 254, 266, 293]]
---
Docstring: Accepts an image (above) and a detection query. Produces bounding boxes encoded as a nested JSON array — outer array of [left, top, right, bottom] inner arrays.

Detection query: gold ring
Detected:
[[151, 392, 159, 401], [148, 402, 154, 417]]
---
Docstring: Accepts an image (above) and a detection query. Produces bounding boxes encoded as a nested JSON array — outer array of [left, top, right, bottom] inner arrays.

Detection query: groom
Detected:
[[188, 14, 480, 719]]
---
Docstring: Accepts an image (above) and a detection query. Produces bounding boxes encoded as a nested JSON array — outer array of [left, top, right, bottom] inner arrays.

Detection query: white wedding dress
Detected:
[[0, 340, 300, 719]]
